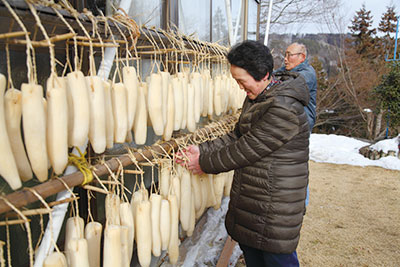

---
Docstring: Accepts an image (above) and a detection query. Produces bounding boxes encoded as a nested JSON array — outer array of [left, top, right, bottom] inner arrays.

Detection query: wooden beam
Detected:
[[217, 236, 237, 267]]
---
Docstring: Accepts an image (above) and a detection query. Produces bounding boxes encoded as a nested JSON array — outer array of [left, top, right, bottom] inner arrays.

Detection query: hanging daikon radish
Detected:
[[0, 240, 4, 267], [64, 216, 84, 250], [191, 174, 202, 213], [191, 72, 202, 123], [177, 72, 188, 130], [4, 88, 32, 181], [186, 83, 196, 132], [147, 73, 164, 135], [213, 75, 222, 116], [46, 76, 68, 175], [180, 167, 191, 231], [103, 225, 122, 267], [213, 173, 226, 210], [135, 200, 152, 267], [120, 202, 134, 260], [133, 82, 147, 145], [85, 76, 106, 154], [111, 82, 128, 143], [171, 76, 183, 131], [201, 72, 209, 117], [66, 71, 90, 147], [130, 190, 143, 220], [228, 76, 238, 113], [208, 78, 214, 116], [43, 251, 67, 267], [103, 80, 114, 149], [66, 238, 90, 267], [21, 82, 48, 182], [122, 66, 138, 130], [168, 193, 179, 264], [105, 193, 120, 225], [85, 221, 102, 267], [163, 83, 174, 141], [150, 194, 162, 257], [159, 199, 170, 251], [196, 175, 208, 219], [160, 71, 170, 127], [120, 226, 130, 267], [220, 75, 228, 113], [205, 174, 217, 208], [43, 97, 51, 171], [171, 175, 181, 213], [224, 170, 234, 196], [186, 193, 196, 237], [160, 160, 171, 198]]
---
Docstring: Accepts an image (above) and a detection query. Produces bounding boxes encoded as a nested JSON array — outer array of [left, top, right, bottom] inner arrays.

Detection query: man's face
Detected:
[[284, 44, 305, 71], [230, 65, 266, 100]]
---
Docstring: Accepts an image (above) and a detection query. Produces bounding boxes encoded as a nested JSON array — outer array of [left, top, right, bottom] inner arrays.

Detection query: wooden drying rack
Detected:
[[0, 114, 238, 215]]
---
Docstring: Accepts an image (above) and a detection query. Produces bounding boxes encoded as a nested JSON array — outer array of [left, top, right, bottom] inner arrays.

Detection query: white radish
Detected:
[[46, 76, 68, 175], [171, 175, 181, 214], [191, 72, 202, 123], [66, 71, 90, 147], [191, 174, 202, 212], [85, 76, 106, 154], [187, 193, 196, 237], [103, 80, 114, 149], [201, 72, 209, 117], [133, 82, 147, 145], [147, 73, 164, 135], [22, 82, 48, 182], [4, 87, 32, 181], [205, 174, 217, 208], [224, 170, 234, 196], [196, 175, 208, 219], [214, 75, 222, 116], [64, 216, 84, 250], [122, 66, 138, 130], [159, 159, 171, 198], [150, 194, 162, 257], [0, 240, 5, 267], [119, 202, 134, 259], [208, 78, 214, 116], [43, 252, 67, 267], [177, 72, 188, 130], [105, 193, 120, 225], [168, 193, 179, 264], [186, 83, 196, 132], [160, 71, 170, 126], [159, 199, 170, 250], [135, 200, 152, 267], [66, 239, 90, 267], [163, 83, 174, 141], [120, 226, 130, 267], [103, 225, 122, 267], [85, 221, 102, 267], [111, 82, 128, 143], [179, 168, 191, 231], [172, 77, 183, 131], [213, 173, 226, 210]]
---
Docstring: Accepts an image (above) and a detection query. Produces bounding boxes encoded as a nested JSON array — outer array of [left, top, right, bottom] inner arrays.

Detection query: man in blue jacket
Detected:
[[277, 42, 317, 130], [277, 42, 317, 207]]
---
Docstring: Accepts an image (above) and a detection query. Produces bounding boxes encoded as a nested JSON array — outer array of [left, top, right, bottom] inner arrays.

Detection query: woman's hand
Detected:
[[175, 145, 204, 175]]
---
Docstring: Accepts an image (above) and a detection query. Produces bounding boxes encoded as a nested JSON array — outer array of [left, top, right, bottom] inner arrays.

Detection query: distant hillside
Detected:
[[266, 33, 351, 76]]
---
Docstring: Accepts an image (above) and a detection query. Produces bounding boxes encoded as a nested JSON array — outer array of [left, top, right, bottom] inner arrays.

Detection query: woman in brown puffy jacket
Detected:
[[183, 40, 310, 267]]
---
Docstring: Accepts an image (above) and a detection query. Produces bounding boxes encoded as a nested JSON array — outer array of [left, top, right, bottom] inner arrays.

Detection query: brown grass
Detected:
[[298, 161, 400, 266]]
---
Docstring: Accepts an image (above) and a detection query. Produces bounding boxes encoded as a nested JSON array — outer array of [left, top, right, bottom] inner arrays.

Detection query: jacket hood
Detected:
[[259, 71, 310, 107]]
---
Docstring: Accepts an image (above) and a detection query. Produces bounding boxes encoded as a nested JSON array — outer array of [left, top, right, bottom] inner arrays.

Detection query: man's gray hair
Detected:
[[292, 42, 307, 57]]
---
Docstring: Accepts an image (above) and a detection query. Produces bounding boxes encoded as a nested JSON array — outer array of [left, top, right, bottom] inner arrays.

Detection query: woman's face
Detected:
[[230, 65, 267, 100]]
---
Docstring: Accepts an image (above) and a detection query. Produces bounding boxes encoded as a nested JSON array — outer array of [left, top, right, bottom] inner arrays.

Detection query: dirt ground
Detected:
[[298, 161, 400, 266], [235, 161, 400, 267]]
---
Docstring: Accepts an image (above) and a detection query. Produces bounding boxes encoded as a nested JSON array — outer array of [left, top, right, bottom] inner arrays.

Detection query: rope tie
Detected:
[[68, 147, 93, 185]]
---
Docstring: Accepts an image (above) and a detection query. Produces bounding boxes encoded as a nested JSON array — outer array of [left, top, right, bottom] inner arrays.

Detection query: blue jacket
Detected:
[[277, 59, 317, 130]]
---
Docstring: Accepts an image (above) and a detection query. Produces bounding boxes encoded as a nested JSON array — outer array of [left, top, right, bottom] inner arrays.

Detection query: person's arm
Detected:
[[199, 100, 300, 174]]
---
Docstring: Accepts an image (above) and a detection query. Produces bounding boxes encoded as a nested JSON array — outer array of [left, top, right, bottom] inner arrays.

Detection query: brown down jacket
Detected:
[[198, 71, 310, 254]]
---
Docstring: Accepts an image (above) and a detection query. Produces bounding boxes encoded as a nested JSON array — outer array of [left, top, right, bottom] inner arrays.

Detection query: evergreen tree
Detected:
[[348, 4, 377, 56], [378, 6, 398, 58], [374, 62, 400, 128]]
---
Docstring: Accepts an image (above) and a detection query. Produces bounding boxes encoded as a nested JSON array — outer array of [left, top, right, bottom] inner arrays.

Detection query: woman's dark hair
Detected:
[[227, 40, 273, 81]]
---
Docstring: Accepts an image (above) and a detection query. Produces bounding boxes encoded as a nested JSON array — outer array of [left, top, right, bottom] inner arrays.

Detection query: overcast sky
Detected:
[[281, 0, 398, 34]]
